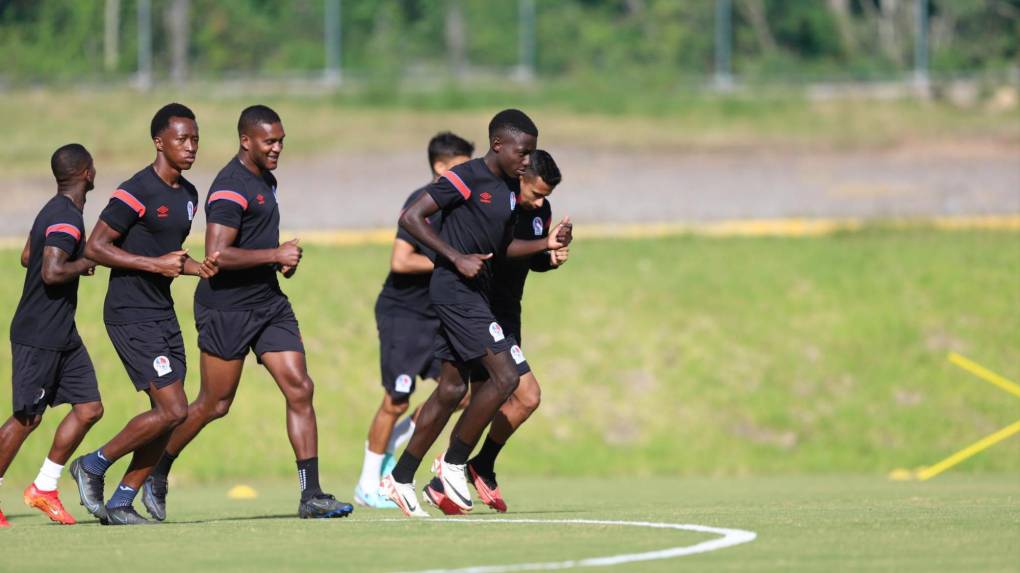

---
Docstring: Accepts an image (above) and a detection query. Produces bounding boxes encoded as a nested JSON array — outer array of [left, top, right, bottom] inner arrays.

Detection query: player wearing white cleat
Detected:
[[432, 453, 472, 512], [380, 474, 429, 518]]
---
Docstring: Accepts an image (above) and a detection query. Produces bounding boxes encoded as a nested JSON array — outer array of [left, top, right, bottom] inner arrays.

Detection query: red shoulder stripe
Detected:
[[45, 223, 82, 241], [112, 189, 146, 217], [442, 171, 472, 200], [208, 190, 249, 210]]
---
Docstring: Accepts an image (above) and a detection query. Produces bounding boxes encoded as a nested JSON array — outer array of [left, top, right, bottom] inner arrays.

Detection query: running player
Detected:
[[70, 103, 219, 526], [382, 109, 572, 517], [425, 150, 566, 515], [143, 105, 353, 520], [0, 144, 102, 527], [354, 132, 474, 509]]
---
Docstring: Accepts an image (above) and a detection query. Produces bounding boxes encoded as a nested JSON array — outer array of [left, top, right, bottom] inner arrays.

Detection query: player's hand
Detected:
[[454, 252, 492, 279], [279, 264, 297, 278], [275, 238, 302, 267], [550, 246, 570, 267], [153, 249, 188, 278], [198, 251, 220, 279], [547, 216, 572, 250]]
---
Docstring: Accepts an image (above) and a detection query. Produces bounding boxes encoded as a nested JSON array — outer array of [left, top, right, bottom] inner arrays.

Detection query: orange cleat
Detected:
[[23, 484, 76, 525], [422, 478, 466, 516], [468, 463, 507, 513], [0, 505, 9, 528]]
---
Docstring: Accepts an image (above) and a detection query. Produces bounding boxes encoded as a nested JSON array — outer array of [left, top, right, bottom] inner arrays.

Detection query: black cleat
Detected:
[[141, 475, 168, 521], [103, 505, 155, 526], [298, 493, 354, 519], [69, 456, 107, 523]]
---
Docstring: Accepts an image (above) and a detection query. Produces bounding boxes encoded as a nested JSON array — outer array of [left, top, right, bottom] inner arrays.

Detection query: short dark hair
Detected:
[[526, 149, 561, 188], [238, 105, 282, 135], [50, 143, 92, 183], [488, 109, 538, 141], [428, 132, 474, 170], [150, 103, 196, 139]]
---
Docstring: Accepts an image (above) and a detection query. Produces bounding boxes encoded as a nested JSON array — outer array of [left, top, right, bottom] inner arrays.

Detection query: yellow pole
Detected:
[[948, 352, 1020, 398], [916, 420, 1020, 480]]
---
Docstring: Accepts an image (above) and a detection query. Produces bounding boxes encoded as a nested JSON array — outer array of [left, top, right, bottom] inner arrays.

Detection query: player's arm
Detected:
[[41, 247, 95, 285], [84, 220, 187, 278], [204, 222, 300, 272], [390, 238, 433, 274], [20, 236, 30, 268], [506, 216, 573, 259], [399, 193, 490, 279]]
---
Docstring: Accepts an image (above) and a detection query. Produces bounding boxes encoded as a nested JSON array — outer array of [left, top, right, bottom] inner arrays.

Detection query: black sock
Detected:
[[296, 457, 322, 501], [468, 436, 504, 477], [445, 437, 473, 465], [152, 452, 177, 479], [391, 451, 421, 484]]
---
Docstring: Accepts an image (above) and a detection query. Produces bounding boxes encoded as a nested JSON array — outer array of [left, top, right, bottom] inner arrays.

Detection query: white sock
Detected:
[[358, 443, 385, 494], [388, 417, 416, 453], [33, 458, 63, 491], [0, 476, 5, 487]]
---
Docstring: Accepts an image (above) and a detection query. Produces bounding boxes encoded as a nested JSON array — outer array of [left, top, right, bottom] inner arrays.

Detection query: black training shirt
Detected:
[[9, 195, 87, 350], [194, 158, 284, 310], [100, 165, 197, 324], [423, 158, 517, 305], [490, 198, 556, 316]]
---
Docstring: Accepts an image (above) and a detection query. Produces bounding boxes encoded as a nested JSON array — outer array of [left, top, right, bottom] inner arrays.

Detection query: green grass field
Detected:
[[1, 475, 1017, 572]]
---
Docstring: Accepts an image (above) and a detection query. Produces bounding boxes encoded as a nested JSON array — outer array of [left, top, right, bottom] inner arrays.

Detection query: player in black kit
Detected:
[[144, 105, 353, 520], [383, 110, 572, 517], [354, 132, 474, 509], [0, 144, 102, 527], [70, 103, 219, 526]]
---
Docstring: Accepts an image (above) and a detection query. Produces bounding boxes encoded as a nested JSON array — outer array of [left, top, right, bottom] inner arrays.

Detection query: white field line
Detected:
[[377, 518, 758, 573]]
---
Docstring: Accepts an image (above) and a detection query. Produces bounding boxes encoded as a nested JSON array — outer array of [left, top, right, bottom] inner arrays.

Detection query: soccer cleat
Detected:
[[0, 505, 9, 528], [141, 475, 168, 521], [380, 452, 397, 478], [69, 456, 107, 522], [103, 505, 154, 526], [380, 474, 429, 518], [422, 477, 466, 516], [468, 462, 508, 513], [353, 483, 397, 509], [298, 493, 354, 519], [431, 453, 472, 512], [23, 484, 76, 525]]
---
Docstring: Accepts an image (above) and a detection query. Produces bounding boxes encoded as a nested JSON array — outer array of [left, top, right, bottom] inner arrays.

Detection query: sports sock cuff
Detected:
[[391, 451, 421, 484], [153, 451, 177, 478], [445, 437, 473, 465], [296, 457, 322, 500]]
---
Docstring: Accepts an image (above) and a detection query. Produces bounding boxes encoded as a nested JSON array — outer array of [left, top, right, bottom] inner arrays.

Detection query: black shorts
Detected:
[[195, 296, 304, 362], [11, 342, 100, 416], [433, 301, 516, 365], [376, 310, 441, 400], [469, 309, 529, 381], [106, 317, 187, 392]]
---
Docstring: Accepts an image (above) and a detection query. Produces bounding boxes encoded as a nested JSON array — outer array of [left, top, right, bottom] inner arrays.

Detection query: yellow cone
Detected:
[[888, 468, 916, 481], [227, 484, 259, 499]]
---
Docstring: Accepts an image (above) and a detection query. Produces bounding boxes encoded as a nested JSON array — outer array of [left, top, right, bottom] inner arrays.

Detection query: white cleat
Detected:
[[380, 474, 429, 518], [432, 454, 473, 512]]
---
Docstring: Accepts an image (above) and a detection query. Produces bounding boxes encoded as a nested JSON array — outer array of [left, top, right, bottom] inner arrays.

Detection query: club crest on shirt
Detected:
[[510, 192, 517, 211], [510, 345, 526, 365], [533, 216, 543, 236], [153, 355, 171, 377], [186, 201, 195, 221], [489, 322, 505, 342], [394, 374, 413, 393]]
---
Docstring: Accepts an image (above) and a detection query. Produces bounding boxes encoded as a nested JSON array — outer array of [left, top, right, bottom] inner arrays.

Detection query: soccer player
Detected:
[[425, 150, 566, 515], [0, 144, 103, 527], [70, 103, 219, 526], [382, 109, 571, 517], [354, 132, 474, 509], [142, 105, 353, 521]]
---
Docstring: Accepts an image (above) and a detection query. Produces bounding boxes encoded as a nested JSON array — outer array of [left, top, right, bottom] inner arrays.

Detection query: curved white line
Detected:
[[378, 518, 758, 573]]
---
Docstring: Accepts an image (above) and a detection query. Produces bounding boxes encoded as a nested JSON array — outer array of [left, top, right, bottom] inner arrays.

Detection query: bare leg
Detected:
[[46, 402, 104, 465], [367, 394, 410, 455], [404, 361, 469, 459], [105, 381, 189, 489], [0, 413, 42, 476], [488, 371, 541, 443], [165, 353, 244, 456], [260, 351, 317, 460]]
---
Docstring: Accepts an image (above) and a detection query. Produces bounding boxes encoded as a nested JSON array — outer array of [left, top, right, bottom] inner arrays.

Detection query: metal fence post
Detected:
[[714, 0, 733, 91], [136, 0, 152, 90], [324, 0, 342, 86]]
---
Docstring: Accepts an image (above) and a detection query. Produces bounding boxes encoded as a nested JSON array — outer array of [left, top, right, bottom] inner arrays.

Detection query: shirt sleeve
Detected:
[[529, 205, 556, 272], [426, 170, 471, 210], [100, 187, 145, 234], [43, 217, 83, 255], [206, 179, 248, 229]]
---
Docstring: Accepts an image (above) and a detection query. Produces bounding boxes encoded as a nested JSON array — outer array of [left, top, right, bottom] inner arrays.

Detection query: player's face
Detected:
[[155, 117, 199, 171], [518, 174, 553, 208], [242, 122, 285, 172], [492, 131, 536, 180], [83, 159, 96, 192]]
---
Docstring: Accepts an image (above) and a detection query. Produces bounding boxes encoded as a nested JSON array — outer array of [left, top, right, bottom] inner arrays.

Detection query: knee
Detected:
[[492, 371, 520, 400], [382, 397, 410, 416], [210, 398, 232, 420], [517, 384, 541, 413], [75, 402, 104, 425], [161, 404, 189, 429], [286, 376, 315, 408], [438, 378, 468, 406]]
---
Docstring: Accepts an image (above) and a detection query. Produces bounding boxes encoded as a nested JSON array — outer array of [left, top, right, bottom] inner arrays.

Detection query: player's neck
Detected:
[[482, 153, 503, 179], [151, 157, 182, 188], [237, 152, 264, 177], [55, 185, 86, 211]]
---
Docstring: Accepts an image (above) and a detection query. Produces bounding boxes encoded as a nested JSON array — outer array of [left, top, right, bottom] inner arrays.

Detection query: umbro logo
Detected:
[[480, 192, 492, 204], [157, 205, 170, 218]]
